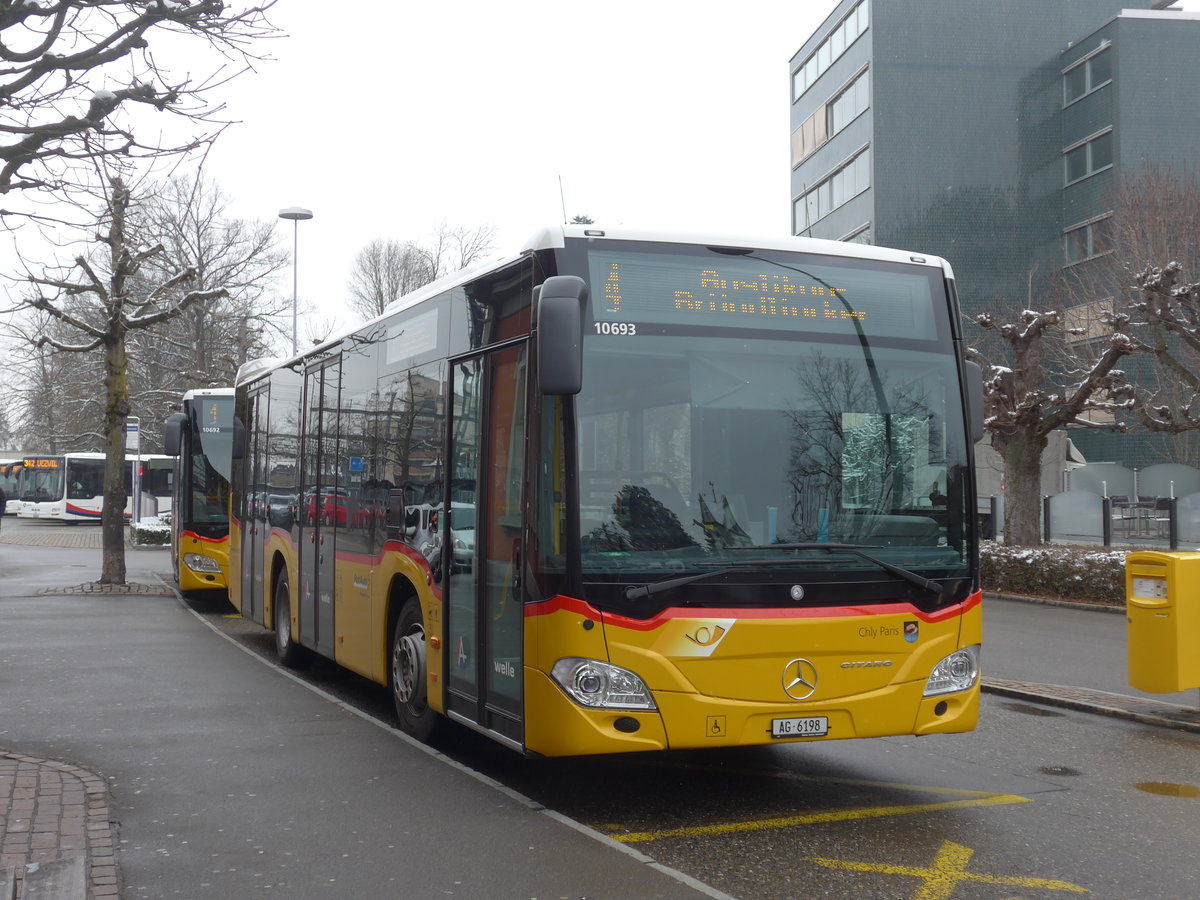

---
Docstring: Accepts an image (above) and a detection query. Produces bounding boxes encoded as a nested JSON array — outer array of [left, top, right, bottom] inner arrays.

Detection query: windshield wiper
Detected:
[[623, 567, 742, 601], [727, 543, 945, 600], [622, 559, 808, 601]]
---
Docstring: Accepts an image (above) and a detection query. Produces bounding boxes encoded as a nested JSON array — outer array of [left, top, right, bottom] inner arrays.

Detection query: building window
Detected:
[[1063, 129, 1113, 185], [791, 107, 829, 167], [793, 147, 871, 233], [1063, 214, 1112, 265], [1063, 298, 1114, 344], [791, 67, 870, 167], [792, 0, 869, 101], [1063, 43, 1113, 106], [829, 67, 870, 137]]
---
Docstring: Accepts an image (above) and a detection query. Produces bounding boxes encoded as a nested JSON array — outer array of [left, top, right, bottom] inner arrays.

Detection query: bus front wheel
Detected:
[[391, 597, 439, 741], [273, 572, 309, 668]]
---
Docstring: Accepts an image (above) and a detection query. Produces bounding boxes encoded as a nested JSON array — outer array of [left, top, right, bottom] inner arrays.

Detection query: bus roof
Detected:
[[235, 224, 957, 386], [522, 224, 955, 273]]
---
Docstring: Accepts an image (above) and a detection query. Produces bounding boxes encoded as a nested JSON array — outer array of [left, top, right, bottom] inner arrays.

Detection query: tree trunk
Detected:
[[995, 429, 1047, 546], [100, 336, 129, 585]]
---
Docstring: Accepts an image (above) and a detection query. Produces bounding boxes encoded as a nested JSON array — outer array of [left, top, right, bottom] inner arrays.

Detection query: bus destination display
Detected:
[[588, 250, 938, 339]]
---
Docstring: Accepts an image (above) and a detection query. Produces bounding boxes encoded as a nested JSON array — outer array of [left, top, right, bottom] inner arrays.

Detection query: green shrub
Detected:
[[980, 542, 1125, 605]]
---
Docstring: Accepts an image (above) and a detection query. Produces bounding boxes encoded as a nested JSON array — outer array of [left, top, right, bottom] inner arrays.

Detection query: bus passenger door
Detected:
[[241, 386, 268, 623], [300, 357, 341, 658], [445, 345, 526, 747]]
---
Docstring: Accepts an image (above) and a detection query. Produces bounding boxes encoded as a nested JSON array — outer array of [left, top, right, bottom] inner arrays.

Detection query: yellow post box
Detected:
[[1126, 551, 1200, 693]]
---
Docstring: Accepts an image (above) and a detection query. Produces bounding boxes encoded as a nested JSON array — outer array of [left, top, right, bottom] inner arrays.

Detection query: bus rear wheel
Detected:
[[391, 597, 439, 741], [273, 572, 309, 668]]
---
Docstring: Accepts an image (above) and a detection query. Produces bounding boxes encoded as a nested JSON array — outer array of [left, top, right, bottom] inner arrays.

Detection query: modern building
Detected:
[[788, 0, 1200, 467]]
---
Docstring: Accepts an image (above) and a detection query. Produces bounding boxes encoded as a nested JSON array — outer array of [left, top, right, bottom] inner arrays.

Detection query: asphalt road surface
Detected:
[[3, 517, 1199, 899]]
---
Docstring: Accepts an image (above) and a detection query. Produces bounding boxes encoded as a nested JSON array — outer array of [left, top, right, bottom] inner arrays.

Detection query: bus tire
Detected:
[[391, 596, 440, 741], [273, 572, 310, 668]]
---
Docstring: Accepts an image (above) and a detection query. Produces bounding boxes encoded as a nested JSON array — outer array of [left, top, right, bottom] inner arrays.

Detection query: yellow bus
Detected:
[[163, 388, 236, 595], [230, 226, 984, 756]]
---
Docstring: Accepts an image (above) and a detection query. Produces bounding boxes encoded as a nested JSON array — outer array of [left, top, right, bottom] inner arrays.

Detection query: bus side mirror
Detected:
[[163, 413, 186, 456], [964, 361, 985, 444], [537, 275, 588, 395], [232, 417, 247, 460]]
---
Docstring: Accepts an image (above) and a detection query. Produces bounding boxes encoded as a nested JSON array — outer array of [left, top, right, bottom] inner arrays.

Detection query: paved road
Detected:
[[0, 521, 717, 899], [985, 593, 1200, 707], [3, 516, 1199, 899]]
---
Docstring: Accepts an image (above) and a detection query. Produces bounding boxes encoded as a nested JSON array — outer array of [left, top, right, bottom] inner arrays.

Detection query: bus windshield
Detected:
[[556, 242, 972, 595], [184, 394, 234, 529], [21, 460, 63, 502]]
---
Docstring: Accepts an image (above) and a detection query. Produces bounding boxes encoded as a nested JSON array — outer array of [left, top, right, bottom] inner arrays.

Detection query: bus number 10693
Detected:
[[594, 322, 637, 335]]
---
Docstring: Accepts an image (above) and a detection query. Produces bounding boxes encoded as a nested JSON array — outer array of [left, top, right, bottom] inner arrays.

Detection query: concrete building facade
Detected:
[[789, 0, 1200, 467]]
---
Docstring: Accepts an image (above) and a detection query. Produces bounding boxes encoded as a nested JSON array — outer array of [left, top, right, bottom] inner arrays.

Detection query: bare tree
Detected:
[[420, 221, 496, 281], [347, 223, 497, 322], [134, 173, 289, 399], [17, 174, 226, 583], [1058, 167, 1200, 439], [969, 167, 1200, 546], [0, 0, 277, 212], [8, 173, 287, 453], [969, 308, 1136, 546], [347, 238, 433, 320]]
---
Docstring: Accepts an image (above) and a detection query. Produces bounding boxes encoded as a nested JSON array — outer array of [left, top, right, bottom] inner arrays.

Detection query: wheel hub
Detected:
[[394, 628, 425, 704]]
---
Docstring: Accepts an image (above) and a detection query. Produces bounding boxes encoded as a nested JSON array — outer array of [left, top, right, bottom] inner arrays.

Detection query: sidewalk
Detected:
[[0, 525, 181, 899], [0, 753, 117, 899]]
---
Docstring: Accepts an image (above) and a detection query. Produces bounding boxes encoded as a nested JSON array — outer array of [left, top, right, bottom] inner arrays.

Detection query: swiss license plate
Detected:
[[771, 716, 829, 738]]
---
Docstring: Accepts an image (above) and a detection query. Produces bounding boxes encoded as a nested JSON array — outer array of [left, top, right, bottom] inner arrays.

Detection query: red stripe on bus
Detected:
[[527, 589, 982, 629], [181, 531, 229, 546]]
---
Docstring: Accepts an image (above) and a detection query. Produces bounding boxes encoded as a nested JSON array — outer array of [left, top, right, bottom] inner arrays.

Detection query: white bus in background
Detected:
[[17, 452, 173, 522]]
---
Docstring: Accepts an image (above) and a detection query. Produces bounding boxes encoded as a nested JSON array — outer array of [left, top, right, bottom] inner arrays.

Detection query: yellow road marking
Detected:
[[609, 793, 1029, 843], [810, 840, 1089, 898]]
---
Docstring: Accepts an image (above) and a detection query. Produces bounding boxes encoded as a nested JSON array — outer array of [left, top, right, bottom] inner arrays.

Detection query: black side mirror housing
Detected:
[[536, 275, 589, 395], [964, 361, 985, 444], [163, 413, 186, 456]]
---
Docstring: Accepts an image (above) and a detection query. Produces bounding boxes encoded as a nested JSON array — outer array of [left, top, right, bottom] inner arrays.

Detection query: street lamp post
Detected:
[[278, 206, 313, 355]]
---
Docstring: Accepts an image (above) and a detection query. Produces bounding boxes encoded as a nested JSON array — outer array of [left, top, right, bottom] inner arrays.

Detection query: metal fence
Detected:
[[982, 462, 1200, 548]]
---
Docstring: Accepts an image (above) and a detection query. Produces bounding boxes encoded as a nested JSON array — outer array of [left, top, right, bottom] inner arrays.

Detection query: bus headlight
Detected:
[[551, 658, 657, 710], [924, 645, 980, 697], [183, 553, 222, 574]]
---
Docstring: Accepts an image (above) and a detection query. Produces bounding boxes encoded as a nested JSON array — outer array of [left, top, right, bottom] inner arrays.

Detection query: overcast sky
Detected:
[[9, 1, 1198, 342], [198, 0, 843, 335]]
